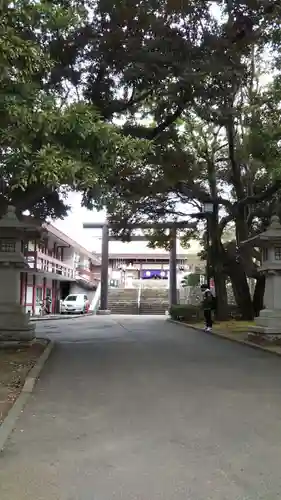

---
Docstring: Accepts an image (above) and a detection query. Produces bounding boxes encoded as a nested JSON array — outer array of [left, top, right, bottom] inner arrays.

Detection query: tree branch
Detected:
[[10, 185, 51, 213], [237, 180, 281, 208], [218, 214, 233, 238], [176, 181, 233, 211], [148, 104, 185, 139]]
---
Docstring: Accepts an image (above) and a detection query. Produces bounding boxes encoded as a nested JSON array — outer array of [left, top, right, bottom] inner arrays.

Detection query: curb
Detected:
[[0, 340, 55, 452], [168, 319, 281, 358], [30, 313, 94, 322]]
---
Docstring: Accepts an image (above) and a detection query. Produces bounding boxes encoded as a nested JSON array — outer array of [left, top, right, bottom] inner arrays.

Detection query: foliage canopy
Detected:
[[0, 0, 150, 219]]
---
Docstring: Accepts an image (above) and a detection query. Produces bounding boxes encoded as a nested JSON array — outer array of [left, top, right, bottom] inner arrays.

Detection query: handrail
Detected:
[[36, 251, 74, 269], [89, 282, 101, 314], [137, 280, 142, 315]]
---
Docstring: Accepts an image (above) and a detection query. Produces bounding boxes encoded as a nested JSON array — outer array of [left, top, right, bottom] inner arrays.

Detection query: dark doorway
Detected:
[[60, 282, 71, 300]]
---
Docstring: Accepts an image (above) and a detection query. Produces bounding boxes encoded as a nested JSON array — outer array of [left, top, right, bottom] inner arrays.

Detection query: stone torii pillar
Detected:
[[83, 221, 111, 314], [99, 223, 110, 314]]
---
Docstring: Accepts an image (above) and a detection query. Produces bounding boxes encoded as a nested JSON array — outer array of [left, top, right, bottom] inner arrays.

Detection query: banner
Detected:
[[140, 269, 168, 279]]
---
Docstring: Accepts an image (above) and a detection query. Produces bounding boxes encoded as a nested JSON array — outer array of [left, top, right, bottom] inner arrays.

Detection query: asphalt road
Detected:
[[1, 315, 281, 500]]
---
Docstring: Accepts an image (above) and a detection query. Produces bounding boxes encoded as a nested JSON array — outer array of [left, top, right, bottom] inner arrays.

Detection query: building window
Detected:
[[274, 248, 281, 261], [0, 239, 16, 252], [263, 248, 268, 261], [36, 287, 43, 304]]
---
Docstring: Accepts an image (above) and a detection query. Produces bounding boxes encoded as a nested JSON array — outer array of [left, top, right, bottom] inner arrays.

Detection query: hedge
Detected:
[[169, 304, 242, 323], [169, 305, 204, 323]]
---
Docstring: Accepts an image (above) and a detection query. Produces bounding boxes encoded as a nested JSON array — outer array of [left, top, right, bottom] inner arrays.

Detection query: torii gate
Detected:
[[83, 221, 189, 313]]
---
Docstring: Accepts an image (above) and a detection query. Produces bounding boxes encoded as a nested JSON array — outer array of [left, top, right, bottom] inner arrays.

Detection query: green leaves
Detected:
[[1, 0, 280, 231], [0, 1, 151, 218]]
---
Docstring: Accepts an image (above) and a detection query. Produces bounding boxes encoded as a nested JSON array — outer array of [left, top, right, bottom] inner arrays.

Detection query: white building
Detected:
[[21, 222, 100, 315], [95, 239, 204, 288]]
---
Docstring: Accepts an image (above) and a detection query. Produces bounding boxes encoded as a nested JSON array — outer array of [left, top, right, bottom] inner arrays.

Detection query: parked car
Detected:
[[61, 294, 90, 314]]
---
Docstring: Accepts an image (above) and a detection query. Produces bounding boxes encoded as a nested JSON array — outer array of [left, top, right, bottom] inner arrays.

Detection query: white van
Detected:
[[61, 294, 89, 314]]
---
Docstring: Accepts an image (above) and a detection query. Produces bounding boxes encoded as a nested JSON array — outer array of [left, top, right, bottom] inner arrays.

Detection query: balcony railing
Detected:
[[27, 251, 75, 279], [25, 252, 101, 283], [76, 265, 100, 285]]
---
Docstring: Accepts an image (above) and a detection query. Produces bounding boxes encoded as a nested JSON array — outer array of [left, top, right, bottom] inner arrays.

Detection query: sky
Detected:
[[54, 192, 105, 252]]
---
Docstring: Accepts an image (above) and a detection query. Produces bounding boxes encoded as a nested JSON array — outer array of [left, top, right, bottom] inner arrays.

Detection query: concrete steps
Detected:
[[108, 289, 138, 314], [107, 287, 171, 315], [139, 303, 168, 315], [109, 303, 138, 315], [139, 289, 169, 315]]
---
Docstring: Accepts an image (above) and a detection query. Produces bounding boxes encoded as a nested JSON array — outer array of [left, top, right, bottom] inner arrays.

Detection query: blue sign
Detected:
[[141, 269, 168, 279]]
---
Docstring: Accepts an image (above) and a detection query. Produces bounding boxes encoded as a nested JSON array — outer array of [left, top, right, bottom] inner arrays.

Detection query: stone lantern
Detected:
[[0, 205, 43, 343], [242, 214, 281, 335]]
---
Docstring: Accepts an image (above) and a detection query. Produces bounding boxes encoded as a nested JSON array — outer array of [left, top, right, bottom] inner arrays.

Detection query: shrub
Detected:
[[227, 304, 242, 320], [170, 303, 242, 323], [169, 304, 203, 323], [181, 273, 201, 287]]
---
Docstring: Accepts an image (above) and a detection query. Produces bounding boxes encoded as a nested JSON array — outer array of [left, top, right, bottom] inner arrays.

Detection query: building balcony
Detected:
[[75, 265, 100, 287], [26, 251, 76, 280]]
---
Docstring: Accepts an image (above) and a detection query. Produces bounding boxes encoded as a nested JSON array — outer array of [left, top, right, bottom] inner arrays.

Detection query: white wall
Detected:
[[79, 256, 89, 267], [63, 247, 75, 266], [111, 269, 121, 280], [28, 241, 35, 251], [69, 283, 95, 302], [141, 263, 164, 270]]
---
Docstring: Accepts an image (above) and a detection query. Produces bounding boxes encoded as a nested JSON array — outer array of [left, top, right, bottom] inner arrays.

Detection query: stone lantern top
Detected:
[[0, 205, 45, 268], [268, 215, 281, 230], [0, 205, 23, 228], [0, 205, 44, 237], [241, 214, 281, 276], [259, 215, 281, 243], [241, 215, 281, 248]]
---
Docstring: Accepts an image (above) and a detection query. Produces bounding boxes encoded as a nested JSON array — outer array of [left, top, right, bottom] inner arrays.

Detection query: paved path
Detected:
[[1, 316, 281, 500]]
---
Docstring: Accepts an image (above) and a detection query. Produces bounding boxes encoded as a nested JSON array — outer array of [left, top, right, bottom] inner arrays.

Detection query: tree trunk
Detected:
[[253, 275, 265, 317], [225, 256, 254, 320], [208, 199, 228, 320], [213, 270, 228, 320]]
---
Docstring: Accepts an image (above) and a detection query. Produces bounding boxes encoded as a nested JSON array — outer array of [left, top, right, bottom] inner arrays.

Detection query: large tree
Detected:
[[63, 0, 281, 320], [95, 66, 281, 320], [0, 0, 150, 219], [3, 0, 281, 319]]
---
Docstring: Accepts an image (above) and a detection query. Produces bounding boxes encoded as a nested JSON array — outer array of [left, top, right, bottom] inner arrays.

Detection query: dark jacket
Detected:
[[202, 289, 213, 311]]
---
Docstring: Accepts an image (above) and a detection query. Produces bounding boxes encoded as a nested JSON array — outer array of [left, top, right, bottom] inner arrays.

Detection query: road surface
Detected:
[[1, 315, 281, 499]]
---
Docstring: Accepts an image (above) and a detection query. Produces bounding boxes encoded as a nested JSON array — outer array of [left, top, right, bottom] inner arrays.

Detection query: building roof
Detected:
[[46, 224, 100, 264], [98, 239, 201, 256], [21, 215, 100, 264], [106, 252, 202, 261], [94, 239, 202, 262]]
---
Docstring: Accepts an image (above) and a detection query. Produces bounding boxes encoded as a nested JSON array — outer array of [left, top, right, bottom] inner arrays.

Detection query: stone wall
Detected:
[[179, 279, 256, 306]]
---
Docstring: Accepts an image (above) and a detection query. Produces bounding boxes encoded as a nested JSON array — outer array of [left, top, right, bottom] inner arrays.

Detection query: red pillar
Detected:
[[52, 280, 56, 313], [24, 273, 28, 310], [43, 277, 46, 303], [20, 273, 24, 305], [32, 275, 36, 315], [34, 240, 38, 271]]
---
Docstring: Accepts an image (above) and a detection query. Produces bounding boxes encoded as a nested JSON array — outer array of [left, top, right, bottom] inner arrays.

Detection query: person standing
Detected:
[[201, 284, 214, 332], [45, 294, 52, 314]]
